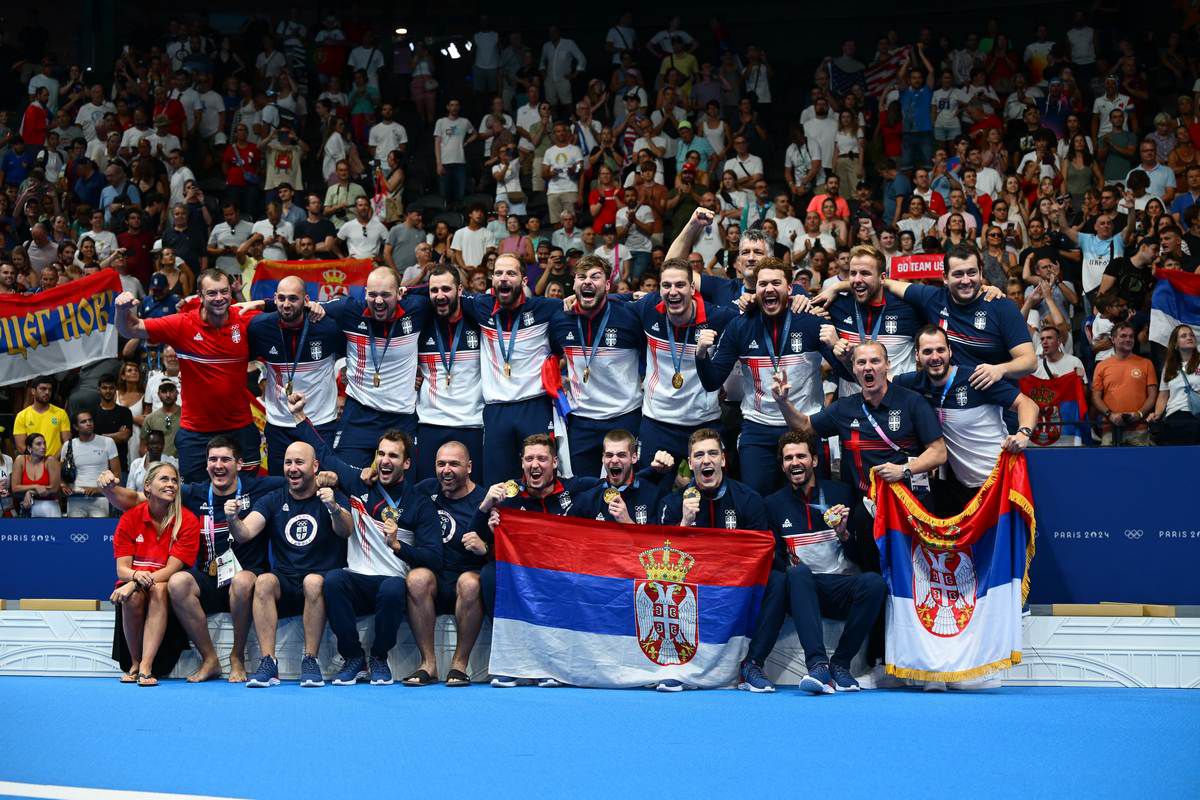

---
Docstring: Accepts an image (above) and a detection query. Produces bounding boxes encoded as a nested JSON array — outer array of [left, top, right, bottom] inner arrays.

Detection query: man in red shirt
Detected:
[[20, 87, 51, 147], [116, 208, 157, 286], [152, 85, 187, 139], [115, 268, 262, 482]]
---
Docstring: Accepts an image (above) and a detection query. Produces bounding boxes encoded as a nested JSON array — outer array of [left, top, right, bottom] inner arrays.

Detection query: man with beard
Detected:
[[568, 429, 675, 523], [458, 254, 566, 486], [822, 245, 924, 396], [98, 435, 288, 683], [895, 326, 1037, 515], [626, 256, 737, 466], [287, 393, 443, 688], [415, 266, 484, 483], [773, 341, 947, 507], [818, 244, 1035, 392], [230, 441, 351, 688], [406, 441, 488, 686], [550, 255, 645, 478], [248, 276, 345, 475], [471, 433, 601, 687], [695, 258, 845, 496], [669, 210, 802, 305], [655, 428, 768, 693], [116, 270, 265, 481]]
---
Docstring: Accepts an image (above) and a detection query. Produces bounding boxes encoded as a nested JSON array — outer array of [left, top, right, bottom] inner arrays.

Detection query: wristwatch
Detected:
[[1017, 426, 1034, 437]]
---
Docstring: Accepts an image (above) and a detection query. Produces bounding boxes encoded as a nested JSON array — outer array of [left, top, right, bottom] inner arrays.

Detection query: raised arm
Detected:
[[770, 369, 814, 433], [114, 292, 149, 339]]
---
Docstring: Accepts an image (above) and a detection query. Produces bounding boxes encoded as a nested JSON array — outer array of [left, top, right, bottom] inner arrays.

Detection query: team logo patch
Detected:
[[790, 332, 802, 353], [724, 509, 738, 529], [559, 490, 572, 511], [238, 496, 250, 512], [284, 514, 318, 547], [437, 509, 456, 543], [605, 328, 617, 347], [231, 324, 242, 343], [635, 541, 698, 666], [912, 541, 976, 637], [634, 505, 648, 525], [1131, 368, 1144, 379], [973, 310, 988, 330], [522, 312, 534, 326], [401, 318, 413, 335], [884, 317, 897, 335], [748, 340, 759, 350], [466, 330, 479, 349], [955, 386, 968, 407], [310, 341, 323, 360], [887, 409, 902, 431]]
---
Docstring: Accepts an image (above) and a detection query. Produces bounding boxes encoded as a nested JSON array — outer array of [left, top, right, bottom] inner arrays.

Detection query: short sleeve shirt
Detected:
[[113, 503, 201, 576]]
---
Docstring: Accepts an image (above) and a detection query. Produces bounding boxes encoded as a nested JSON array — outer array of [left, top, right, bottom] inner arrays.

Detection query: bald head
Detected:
[[274, 275, 308, 323], [434, 440, 473, 494], [282, 441, 319, 494]]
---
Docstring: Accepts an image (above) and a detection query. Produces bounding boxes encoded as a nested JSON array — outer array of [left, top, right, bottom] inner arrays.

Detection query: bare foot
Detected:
[[186, 657, 223, 683], [228, 658, 247, 683]]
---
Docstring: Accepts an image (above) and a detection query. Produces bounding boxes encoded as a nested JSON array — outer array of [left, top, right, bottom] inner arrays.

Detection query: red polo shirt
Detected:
[[113, 502, 200, 577]]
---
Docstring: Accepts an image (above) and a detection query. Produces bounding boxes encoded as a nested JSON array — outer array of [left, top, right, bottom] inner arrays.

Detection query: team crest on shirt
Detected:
[[887, 410, 902, 431], [310, 341, 323, 360], [437, 509, 456, 543], [284, 514, 317, 547], [401, 318, 413, 335], [231, 324, 242, 343], [723, 509, 738, 529], [790, 332, 803, 352], [955, 386, 969, 406], [559, 490, 572, 510], [466, 330, 479, 349], [973, 310, 988, 330], [522, 312, 535, 326], [884, 317, 897, 335], [634, 505, 648, 524], [605, 328, 617, 347]]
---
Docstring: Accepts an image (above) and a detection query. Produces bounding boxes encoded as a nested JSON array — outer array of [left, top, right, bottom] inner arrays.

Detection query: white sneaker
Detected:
[[655, 679, 684, 692], [949, 676, 1002, 691], [922, 680, 947, 692], [537, 677, 565, 688], [868, 664, 907, 690]]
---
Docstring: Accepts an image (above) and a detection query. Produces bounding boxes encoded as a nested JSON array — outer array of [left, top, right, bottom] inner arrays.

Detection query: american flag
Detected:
[[828, 62, 866, 97], [866, 45, 910, 98]]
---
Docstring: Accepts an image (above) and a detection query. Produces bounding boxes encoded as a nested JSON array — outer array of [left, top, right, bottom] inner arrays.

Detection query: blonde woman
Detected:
[[110, 462, 199, 686]]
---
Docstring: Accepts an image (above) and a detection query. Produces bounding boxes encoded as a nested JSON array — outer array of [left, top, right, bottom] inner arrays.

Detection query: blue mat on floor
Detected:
[[0, 678, 1197, 799]]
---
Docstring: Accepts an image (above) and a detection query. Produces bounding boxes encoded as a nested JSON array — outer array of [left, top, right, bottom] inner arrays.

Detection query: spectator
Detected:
[[1092, 322, 1157, 447], [126, 429, 178, 492], [14, 377, 71, 457], [1126, 138, 1177, 204], [62, 409, 120, 518], [1150, 324, 1200, 444], [11, 432, 62, 518], [93, 374, 134, 475], [433, 99, 478, 205]]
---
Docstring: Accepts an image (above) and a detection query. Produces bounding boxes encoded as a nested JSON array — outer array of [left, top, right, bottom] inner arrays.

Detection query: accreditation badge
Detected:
[[216, 548, 242, 588]]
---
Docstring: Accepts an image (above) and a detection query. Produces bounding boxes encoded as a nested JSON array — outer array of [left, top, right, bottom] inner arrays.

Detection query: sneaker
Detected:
[[537, 677, 564, 688], [368, 656, 394, 686], [332, 656, 367, 686], [830, 663, 860, 692], [654, 679, 684, 692], [490, 675, 519, 688], [246, 655, 279, 688], [949, 676, 1002, 691], [737, 660, 776, 693], [299, 655, 324, 687], [799, 663, 835, 695], [922, 680, 947, 692]]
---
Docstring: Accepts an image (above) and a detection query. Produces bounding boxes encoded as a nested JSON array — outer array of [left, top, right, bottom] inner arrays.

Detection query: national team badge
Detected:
[[634, 505, 648, 525], [912, 542, 976, 637], [884, 317, 897, 335], [790, 332, 802, 353], [522, 312, 534, 326], [634, 541, 698, 666], [230, 324, 242, 343], [604, 328, 617, 347], [466, 329, 479, 349], [955, 385, 968, 406], [887, 409, 902, 431], [401, 318, 413, 335], [723, 509, 738, 529], [973, 310, 988, 330], [310, 341, 323, 360]]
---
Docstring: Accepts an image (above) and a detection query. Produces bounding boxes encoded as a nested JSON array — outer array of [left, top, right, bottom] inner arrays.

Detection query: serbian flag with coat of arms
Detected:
[[1019, 372, 1091, 447], [873, 451, 1035, 682], [249, 258, 374, 303], [490, 509, 775, 689], [1149, 268, 1200, 347]]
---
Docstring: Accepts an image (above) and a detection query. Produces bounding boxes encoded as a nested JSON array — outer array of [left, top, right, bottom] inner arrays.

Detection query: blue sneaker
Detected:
[[246, 655, 279, 688], [332, 656, 367, 686], [738, 660, 776, 693], [799, 663, 835, 695], [299, 655, 324, 687], [654, 679, 684, 692], [830, 663, 860, 692], [368, 656, 393, 686]]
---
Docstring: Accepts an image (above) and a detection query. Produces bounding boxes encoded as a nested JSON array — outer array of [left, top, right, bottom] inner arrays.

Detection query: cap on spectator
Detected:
[[677, 119, 692, 130], [213, 132, 227, 145], [601, 223, 616, 235], [565, 248, 583, 258], [149, 273, 168, 289]]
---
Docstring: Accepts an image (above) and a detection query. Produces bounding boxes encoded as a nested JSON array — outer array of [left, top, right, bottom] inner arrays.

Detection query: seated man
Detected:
[[227, 441, 352, 688], [568, 429, 675, 523]]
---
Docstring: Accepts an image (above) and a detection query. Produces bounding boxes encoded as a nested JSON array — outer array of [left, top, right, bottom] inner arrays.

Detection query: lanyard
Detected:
[[368, 317, 398, 382], [433, 316, 463, 383], [207, 477, 242, 558], [280, 315, 309, 393], [576, 301, 612, 381], [762, 312, 792, 374], [853, 295, 886, 342], [665, 316, 691, 382], [495, 306, 523, 372], [935, 367, 958, 422], [380, 483, 402, 521], [860, 402, 902, 452]]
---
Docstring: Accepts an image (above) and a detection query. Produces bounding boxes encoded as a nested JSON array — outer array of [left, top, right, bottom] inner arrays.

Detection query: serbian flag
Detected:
[[249, 258, 374, 303], [1019, 372, 1092, 447], [0, 270, 121, 387], [1149, 268, 1200, 347], [490, 509, 775, 689], [872, 451, 1035, 682]]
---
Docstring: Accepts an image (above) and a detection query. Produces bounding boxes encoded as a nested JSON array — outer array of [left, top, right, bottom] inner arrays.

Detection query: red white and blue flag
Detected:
[[1150, 268, 1200, 347], [0, 270, 121, 387], [873, 451, 1035, 682], [249, 258, 374, 303], [1019, 372, 1091, 447], [490, 509, 775, 688]]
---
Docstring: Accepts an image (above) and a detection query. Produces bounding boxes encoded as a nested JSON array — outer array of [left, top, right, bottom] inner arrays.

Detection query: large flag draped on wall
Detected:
[[1149, 268, 1200, 347], [490, 509, 775, 689], [872, 451, 1035, 682], [1019, 372, 1091, 447], [249, 258, 374, 303], [0, 270, 121, 387]]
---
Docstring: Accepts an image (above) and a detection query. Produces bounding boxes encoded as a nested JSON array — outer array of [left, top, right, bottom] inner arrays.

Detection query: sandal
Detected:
[[401, 668, 436, 686], [120, 667, 139, 683], [136, 673, 158, 687], [445, 669, 471, 687]]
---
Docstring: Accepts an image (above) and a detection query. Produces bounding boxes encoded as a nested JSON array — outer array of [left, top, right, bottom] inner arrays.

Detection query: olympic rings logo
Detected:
[[1123, 529, 1143, 540], [70, 533, 89, 544]]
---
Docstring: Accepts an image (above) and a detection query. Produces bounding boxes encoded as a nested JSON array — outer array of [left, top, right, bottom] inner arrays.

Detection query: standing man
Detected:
[[206, 203, 254, 277], [1091, 322, 1157, 447], [550, 256, 644, 477], [92, 374, 133, 476], [449, 205, 494, 270], [337, 196, 389, 261], [434, 99, 478, 206], [115, 270, 264, 480], [230, 441, 351, 688], [248, 276, 345, 475], [542, 121, 584, 226], [415, 266, 484, 483], [539, 26, 586, 116]]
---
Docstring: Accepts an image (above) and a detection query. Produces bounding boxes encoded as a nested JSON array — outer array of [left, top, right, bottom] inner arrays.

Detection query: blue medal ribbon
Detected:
[[433, 317, 464, 382], [762, 311, 792, 374], [207, 477, 243, 563], [495, 306, 523, 374], [853, 295, 886, 342], [368, 317, 398, 384], [935, 366, 958, 422], [664, 316, 691, 385], [576, 301, 612, 382]]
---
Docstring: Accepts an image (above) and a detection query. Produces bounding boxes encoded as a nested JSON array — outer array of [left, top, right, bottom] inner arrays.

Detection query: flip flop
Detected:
[[137, 673, 158, 687], [120, 668, 139, 683], [445, 669, 471, 687], [401, 668, 436, 686]]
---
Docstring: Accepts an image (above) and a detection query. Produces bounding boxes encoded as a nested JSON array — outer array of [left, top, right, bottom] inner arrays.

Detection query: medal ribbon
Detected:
[[853, 294, 886, 342], [280, 315, 310, 391], [433, 316, 463, 380], [935, 366, 958, 423], [664, 316, 691, 383], [368, 317, 398, 383], [207, 477, 243, 563], [576, 301, 612, 381], [762, 311, 792, 374], [495, 307, 523, 373]]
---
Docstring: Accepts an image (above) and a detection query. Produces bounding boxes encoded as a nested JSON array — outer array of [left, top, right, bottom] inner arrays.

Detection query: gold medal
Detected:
[[381, 507, 398, 523], [683, 486, 700, 501], [285, 380, 294, 396], [672, 372, 684, 390], [504, 480, 520, 497], [373, 372, 381, 387], [603, 488, 620, 504], [504, 362, 512, 378], [582, 366, 590, 383], [207, 559, 218, 577], [823, 508, 842, 528]]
